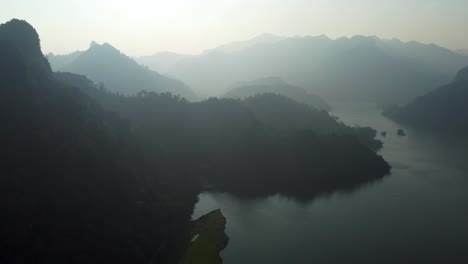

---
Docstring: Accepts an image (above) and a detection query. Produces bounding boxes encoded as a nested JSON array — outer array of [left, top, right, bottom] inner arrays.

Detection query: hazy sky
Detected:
[[1, 0, 467, 56]]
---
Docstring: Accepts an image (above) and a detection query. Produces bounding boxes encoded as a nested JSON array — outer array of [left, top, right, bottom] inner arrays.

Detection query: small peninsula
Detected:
[[181, 210, 229, 264]]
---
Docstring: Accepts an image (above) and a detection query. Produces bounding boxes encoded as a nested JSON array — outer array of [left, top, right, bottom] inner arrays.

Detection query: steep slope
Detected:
[[384, 66, 468, 134], [55, 42, 197, 100], [224, 77, 330, 111], [0, 18, 51, 80], [157, 35, 468, 103], [0, 19, 197, 264]]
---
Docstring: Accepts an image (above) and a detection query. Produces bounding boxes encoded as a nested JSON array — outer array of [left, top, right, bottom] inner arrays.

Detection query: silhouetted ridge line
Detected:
[[138, 34, 468, 103], [49, 41, 198, 100]]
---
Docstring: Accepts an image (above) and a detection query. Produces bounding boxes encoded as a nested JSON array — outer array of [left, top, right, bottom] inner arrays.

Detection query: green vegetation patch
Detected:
[[180, 209, 229, 264]]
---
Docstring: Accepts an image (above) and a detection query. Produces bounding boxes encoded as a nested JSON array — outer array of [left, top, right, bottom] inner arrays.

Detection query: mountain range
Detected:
[[47, 42, 197, 100], [135, 34, 468, 104]]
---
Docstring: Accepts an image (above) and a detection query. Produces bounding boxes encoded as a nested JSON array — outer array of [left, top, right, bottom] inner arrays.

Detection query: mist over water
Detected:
[[194, 102, 468, 264]]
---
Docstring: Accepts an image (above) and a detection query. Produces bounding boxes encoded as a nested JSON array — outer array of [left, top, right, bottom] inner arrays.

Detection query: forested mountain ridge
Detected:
[[384, 65, 468, 135], [55, 71, 389, 189], [48, 41, 197, 100], [56, 72, 391, 199], [224, 77, 331, 111]]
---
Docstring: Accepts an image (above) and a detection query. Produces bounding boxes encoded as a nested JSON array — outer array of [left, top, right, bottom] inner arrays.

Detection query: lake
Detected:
[[192, 102, 468, 264]]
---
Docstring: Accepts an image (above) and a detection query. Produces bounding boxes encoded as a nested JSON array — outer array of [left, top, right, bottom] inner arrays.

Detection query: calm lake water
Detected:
[[193, 102, 468, 264]]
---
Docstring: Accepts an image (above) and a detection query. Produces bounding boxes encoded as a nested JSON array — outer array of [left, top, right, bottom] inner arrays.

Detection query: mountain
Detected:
[[46, 50, 83, 71], [224, 77, 331, 111], [151, 35, 468, 103], [384, 65, 468, 135], [203, 33, 285, 54], [136, 51, 193, 74], [456, 49, 468, 56], [0, 19, 52, 80], [134, 34, 284, 75], [50, 42, 197, 100], [378, 39, 468, 76]]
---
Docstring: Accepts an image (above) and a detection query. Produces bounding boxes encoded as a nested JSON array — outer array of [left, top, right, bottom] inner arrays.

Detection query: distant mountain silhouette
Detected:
[[203, 33, 285, 54], [49, 42, 197, 100], [47, 50, 83, 70], [224, 77, 330, 111], [136, 51, 193, 74], [384, 65, 468, 135], [456, 49, 468, 56], [134, 34, 284, 75], [146, 34, 468, 103]]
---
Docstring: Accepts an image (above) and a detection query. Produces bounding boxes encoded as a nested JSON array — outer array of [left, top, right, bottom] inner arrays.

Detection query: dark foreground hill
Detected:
[[0, 19, 197, 264], [384, 66, 468, 135]]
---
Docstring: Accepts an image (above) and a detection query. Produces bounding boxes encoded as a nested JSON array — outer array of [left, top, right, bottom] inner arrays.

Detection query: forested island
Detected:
[[1, 19, 390, 263]]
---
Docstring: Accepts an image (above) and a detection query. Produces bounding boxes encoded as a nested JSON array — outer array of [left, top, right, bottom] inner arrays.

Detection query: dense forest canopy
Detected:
[[55, 72, 389, 194]]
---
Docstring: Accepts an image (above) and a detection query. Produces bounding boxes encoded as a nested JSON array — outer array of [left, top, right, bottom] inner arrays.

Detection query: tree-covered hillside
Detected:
[[384, 65, 468, 135]]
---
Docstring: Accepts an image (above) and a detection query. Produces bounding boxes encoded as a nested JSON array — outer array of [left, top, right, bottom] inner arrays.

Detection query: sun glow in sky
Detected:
[[1, 0, 467, 56]]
